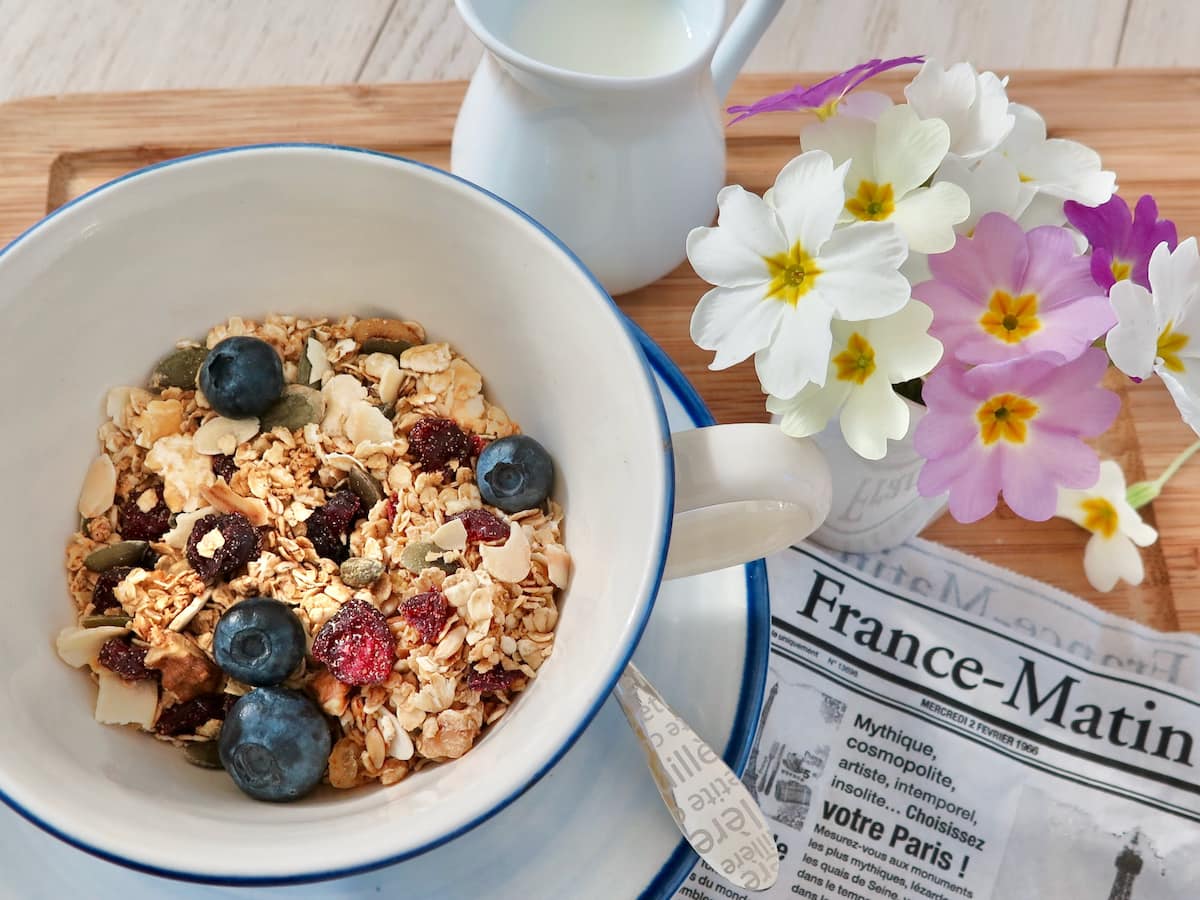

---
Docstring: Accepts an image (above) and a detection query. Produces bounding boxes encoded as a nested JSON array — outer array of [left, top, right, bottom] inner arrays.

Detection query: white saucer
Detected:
[[0, 330, 769, 900]]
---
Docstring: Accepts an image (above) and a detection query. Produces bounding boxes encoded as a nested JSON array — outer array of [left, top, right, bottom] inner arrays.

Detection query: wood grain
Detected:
[[0, 72, 1197, 636], [1119, 0, 1200, 66]]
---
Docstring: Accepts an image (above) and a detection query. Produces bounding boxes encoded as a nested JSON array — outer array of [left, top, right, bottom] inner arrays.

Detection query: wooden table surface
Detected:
[[1, 70, 1197, 637], [0, 0, 1198, 104]]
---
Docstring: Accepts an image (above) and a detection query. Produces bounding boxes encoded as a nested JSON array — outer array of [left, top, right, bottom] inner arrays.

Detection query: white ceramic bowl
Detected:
[[0, 145, 674, 883]]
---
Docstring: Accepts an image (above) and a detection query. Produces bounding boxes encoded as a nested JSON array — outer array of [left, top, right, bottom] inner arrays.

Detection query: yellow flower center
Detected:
[[976, 393, 1039, 445], [1157, 322, 1189, 373], [845, 180, 895, 222], [980, 290, 1041, 344], [1080, 497, 1119, 539], [1018, 172, 1034, 183], [1110, 258, 1132, 283], [832, 333, 877, 385], [814, 98, 840, 121], [764, 241, 823, 306]]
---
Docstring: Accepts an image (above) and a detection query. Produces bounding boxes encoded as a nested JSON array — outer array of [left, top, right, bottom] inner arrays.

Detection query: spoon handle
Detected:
[[613, 662, 780, 891]]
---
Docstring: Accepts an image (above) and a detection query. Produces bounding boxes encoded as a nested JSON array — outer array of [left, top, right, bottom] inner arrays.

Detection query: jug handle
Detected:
[[711, 0, 785, 102]]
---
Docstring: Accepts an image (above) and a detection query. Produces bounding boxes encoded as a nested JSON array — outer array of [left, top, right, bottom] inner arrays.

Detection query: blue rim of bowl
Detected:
[[623, 318, 771, 900], [0, 144, 766, 888]]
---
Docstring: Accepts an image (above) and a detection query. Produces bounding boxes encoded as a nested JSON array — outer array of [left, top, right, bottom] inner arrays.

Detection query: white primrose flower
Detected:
[[687, 150, 911, 398], [1056, 460, 1157, 592], [767, 300, 943, 460], [904, 58, 1014, 160]]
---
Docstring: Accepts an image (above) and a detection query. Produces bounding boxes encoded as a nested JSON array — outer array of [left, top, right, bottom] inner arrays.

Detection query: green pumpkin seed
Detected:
[[151, 346, 209, 390], [183, 741, 224, 770], [84, 541, 149, 572], [340, 557, 386, 588], [400, 541, 458, 575], [81, 614, 132, 628], [260, 385, 324, 432], [360, 338, 413, 358], [347, 466, 385, 508]]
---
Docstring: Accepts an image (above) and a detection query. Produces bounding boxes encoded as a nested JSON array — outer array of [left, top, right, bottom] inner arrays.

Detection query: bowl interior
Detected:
[[0, 146, 670, 880]]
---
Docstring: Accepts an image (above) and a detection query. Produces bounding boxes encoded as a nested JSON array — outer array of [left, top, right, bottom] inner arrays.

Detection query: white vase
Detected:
[[807, 398, 948, 553]]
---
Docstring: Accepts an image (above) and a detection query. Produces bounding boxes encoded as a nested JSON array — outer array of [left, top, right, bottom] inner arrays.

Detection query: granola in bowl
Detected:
[[58, 315, 570, 801]]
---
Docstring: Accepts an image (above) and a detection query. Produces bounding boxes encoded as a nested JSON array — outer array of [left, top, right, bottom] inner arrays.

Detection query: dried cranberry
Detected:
[[154, 693, 229, 736], [467, 667, 521, 694], [450, 508, 510, 544], [118, 486, 171, 541], [212, 454, 238, 482], [469, 434, 490, 457], [98, 638, 156, 682], [185, 512, 262, 583], [407, 417, 471, 470], [311, 599, 396, 685], [398, 591, 451, 645], [92, 566, 134, 612], [305, 490, 364, 563]]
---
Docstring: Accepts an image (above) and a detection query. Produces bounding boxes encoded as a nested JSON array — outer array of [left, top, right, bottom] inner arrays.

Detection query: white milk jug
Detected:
[[452, 0, 784, 295]]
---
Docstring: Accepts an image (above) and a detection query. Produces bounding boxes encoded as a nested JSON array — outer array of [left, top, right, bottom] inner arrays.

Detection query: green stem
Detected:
[[1127, 438, 1200, 509]]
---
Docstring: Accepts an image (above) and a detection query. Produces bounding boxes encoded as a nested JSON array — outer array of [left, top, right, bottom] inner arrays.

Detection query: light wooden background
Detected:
[[0, 0, 1195, 102]]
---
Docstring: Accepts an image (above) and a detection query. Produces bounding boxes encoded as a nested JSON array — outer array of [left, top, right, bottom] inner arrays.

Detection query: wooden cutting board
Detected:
[[1, 72, 1197, 631]]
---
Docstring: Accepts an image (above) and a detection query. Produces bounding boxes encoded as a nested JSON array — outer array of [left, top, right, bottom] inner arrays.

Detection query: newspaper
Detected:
[[675, 539, 1200, 900]]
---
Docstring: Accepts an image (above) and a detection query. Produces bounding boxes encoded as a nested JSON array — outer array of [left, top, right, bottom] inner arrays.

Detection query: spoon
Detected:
[[613, 662, 780, 891]]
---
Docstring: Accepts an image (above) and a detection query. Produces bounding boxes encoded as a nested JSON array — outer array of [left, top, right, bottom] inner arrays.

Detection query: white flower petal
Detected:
[[1148, 237, 1200, 329], [934, 152, 1028, 233], [904, 59, 1013, 159], [770, 150, 849, 254], [691, 284, 784, 370], [801, 115, 876, 198], [813, 222, 910, 320], [686, 224, 770, 288], [1119, 506, 1159, 547], [1159, 366, 1200, 437], [871, 300, 944, 381], [874, 105, 951, 198], [1017, 190, 1071, 232], [754, 298, 836, 396], [709, 184, 787, 258], [1106, 281, 1158, 380], [767, 379, 848, 439], [1083, 533, 1144, 592], [888, 182, 970, 254], [1014, 138, 1116, 205], [839, 373, 910, 460], [1001, 103, 1047, 154]]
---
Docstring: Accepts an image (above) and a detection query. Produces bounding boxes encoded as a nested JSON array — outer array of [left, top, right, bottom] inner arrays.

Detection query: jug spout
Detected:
[[711, 0, 785, 101]]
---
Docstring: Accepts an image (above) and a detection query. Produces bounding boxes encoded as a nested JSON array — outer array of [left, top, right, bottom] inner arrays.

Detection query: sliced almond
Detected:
[[199, 480, 270, 527], [163, 506, 216, 550], [431, 518, 468, 552], [305, 335, 332, 385], [193, 415, 260, 456], [480, 522, 532, 583], [399, 342, 452, 374], [351, 317, 425, 346], [77, 455, 117, 518], [434, 625, 468, 660], [545, 545, 572, 589], [56, 625, 130, 668], [345, 402, 394, 445], [168, 594, 211, 632], [94, 672, 159, 728]]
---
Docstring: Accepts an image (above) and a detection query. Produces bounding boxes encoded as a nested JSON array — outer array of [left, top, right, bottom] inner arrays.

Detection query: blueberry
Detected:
[[213, 597, 306, 686], [199, 336, 285, 419], [218, 687, 331, 802], [476, 435, 555, 513]]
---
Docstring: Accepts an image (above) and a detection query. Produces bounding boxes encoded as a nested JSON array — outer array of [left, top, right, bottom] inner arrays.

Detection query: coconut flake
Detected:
[[94, 672, 159, 728], [480, 523, 532, 583], [168, 594, 211, 632], [56, 625, 130, 668], [305, 336, 332, 385], [199, 480, 270, 527], [77, 455, 117, 518], [345, 402, 394, 445], [322, 374, 368, 437], [545, 545, 572, 589]]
